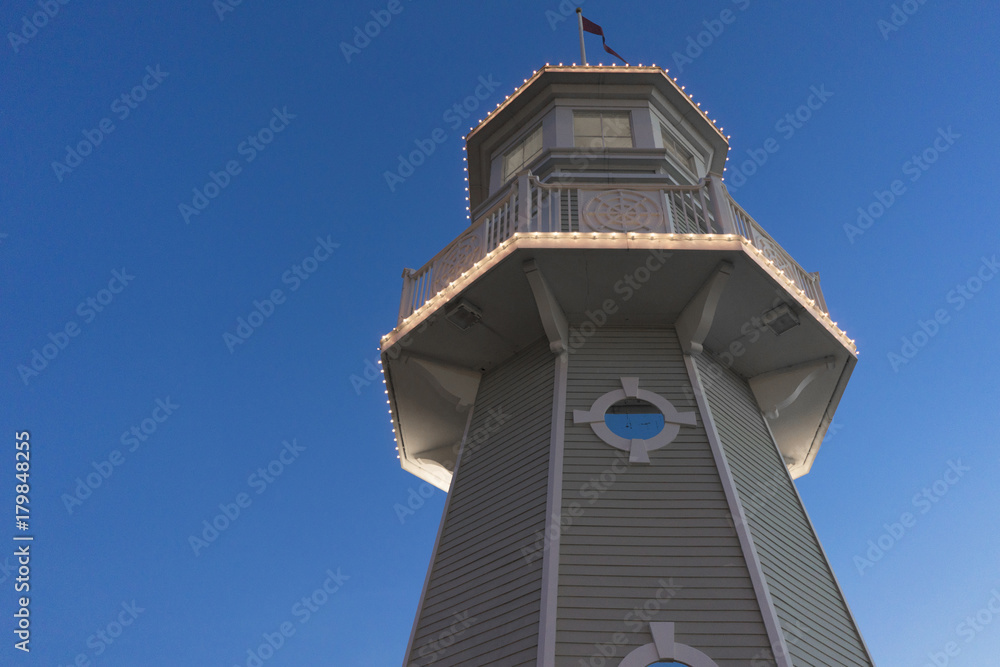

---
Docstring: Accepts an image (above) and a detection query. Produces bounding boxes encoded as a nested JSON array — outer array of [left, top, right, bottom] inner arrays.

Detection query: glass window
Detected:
[[574, 111, 633, 149], [604, 399, 665, 440], [660, 124, 696, 173], [503, 125, 543, 182]]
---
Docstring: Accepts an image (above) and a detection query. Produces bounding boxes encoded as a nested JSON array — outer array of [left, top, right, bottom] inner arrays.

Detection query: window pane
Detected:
[[503, 144, 523, 180], [605, 399, 665, 440], [604, 135, 633, 148], [523, 125, 543, 161], [603, 113, 632, 137], [509, 145, 524, 167], [574, 113, 602, 137], [661, 125, 694, 171], [660, 125, 672, 147]]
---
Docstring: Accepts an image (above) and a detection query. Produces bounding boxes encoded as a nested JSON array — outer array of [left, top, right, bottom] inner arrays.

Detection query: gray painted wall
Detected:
[[406, 340, 554, 666], [557, 328, 774, 666], [696, 352, 873, 667]]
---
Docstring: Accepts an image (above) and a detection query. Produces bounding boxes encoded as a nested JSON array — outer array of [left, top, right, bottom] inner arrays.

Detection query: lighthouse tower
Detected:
[[381, 66, 874, 667]]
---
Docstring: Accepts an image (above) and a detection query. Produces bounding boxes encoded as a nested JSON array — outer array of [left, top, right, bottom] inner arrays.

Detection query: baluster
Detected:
[[517, 171, 531, 232], [549, 188, 562, 235], [697, 184, 710, 233], [398, 268, 414, 324], [535, 182, 541, 233]]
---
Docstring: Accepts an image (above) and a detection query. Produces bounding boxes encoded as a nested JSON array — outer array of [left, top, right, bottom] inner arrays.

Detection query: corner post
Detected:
[[398, 268, 415, 324], [517, 170, 533, 232], [707, 175, 738, 235]]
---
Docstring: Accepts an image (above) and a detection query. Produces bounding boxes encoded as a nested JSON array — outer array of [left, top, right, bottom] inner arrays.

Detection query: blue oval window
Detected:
[[604, 398, 665, 440]]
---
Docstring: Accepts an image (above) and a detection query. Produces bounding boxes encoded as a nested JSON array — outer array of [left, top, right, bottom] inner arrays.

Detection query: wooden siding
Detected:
[[406, 340, 554, 666], [556, 328, 773, 666], [696, 353, 874, 667]]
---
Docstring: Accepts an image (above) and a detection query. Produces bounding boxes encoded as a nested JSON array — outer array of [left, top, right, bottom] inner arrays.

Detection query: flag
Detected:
[[581, 16, 629, 65]]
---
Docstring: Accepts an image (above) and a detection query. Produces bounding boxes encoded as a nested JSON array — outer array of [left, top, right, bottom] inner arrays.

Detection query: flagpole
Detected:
[[576, 8, 587, 65]]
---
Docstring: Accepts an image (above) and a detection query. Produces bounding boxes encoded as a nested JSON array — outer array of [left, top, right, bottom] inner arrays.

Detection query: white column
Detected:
[[398, 268, 415, 324], [517, 170, 532, 232], [706, 175, 737, 235]]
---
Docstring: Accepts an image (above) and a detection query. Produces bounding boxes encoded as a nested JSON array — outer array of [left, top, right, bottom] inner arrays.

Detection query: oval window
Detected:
[[604, 398, 665, 440]]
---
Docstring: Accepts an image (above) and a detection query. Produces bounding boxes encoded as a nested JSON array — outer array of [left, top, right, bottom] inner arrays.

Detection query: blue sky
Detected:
[[1, 1, 998, 665]]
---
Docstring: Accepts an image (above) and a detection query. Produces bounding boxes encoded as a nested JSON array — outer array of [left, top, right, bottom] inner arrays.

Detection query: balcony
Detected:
[[396, 174, 829, 325]]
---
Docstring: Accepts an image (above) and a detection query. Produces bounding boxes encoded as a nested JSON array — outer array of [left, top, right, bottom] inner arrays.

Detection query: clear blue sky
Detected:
[[1, 1, 998, 665]]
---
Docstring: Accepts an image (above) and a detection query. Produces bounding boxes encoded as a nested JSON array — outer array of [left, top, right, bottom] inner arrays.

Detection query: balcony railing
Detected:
[[397, 175, 827, 323]]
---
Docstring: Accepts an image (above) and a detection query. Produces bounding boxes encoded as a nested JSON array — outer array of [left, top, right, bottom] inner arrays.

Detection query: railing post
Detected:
[[517, 170, 532, 232], [661, 190, 674, 233], [398, 268, 415, 324], [707, 175, 738, 235], [810, 271, 829, 314]]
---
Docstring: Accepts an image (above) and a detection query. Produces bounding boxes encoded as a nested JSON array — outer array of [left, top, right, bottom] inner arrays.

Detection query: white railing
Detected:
[[397, 175, 827, 323], [523, 179, 716, 235], [727, 197, 828, 313], [398, 188, 518, 322]]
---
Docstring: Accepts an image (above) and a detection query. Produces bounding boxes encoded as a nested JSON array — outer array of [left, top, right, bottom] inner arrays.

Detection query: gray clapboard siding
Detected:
[[556, 327, 773, 667], [696, 352, 873, 667], [406, 340, 554, 667]]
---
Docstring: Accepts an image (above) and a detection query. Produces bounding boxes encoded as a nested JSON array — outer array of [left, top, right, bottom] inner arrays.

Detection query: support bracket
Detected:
[[749, 356, 836, 419], [523, 259, 569, 355], [676, 261, 735, 355]]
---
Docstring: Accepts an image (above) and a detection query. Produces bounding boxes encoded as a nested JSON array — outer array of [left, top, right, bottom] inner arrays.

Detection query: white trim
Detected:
[[618, 622, 721, 667], [675, 260, 734, 355], [572, 377, 696, 464], [758, 412, 877, 664], [683, 354, 793, 667], [399, 408, 474, 666], [536, 350, 569, 667], [523, 259, 569, 353], [749, 355, 835, 419]]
